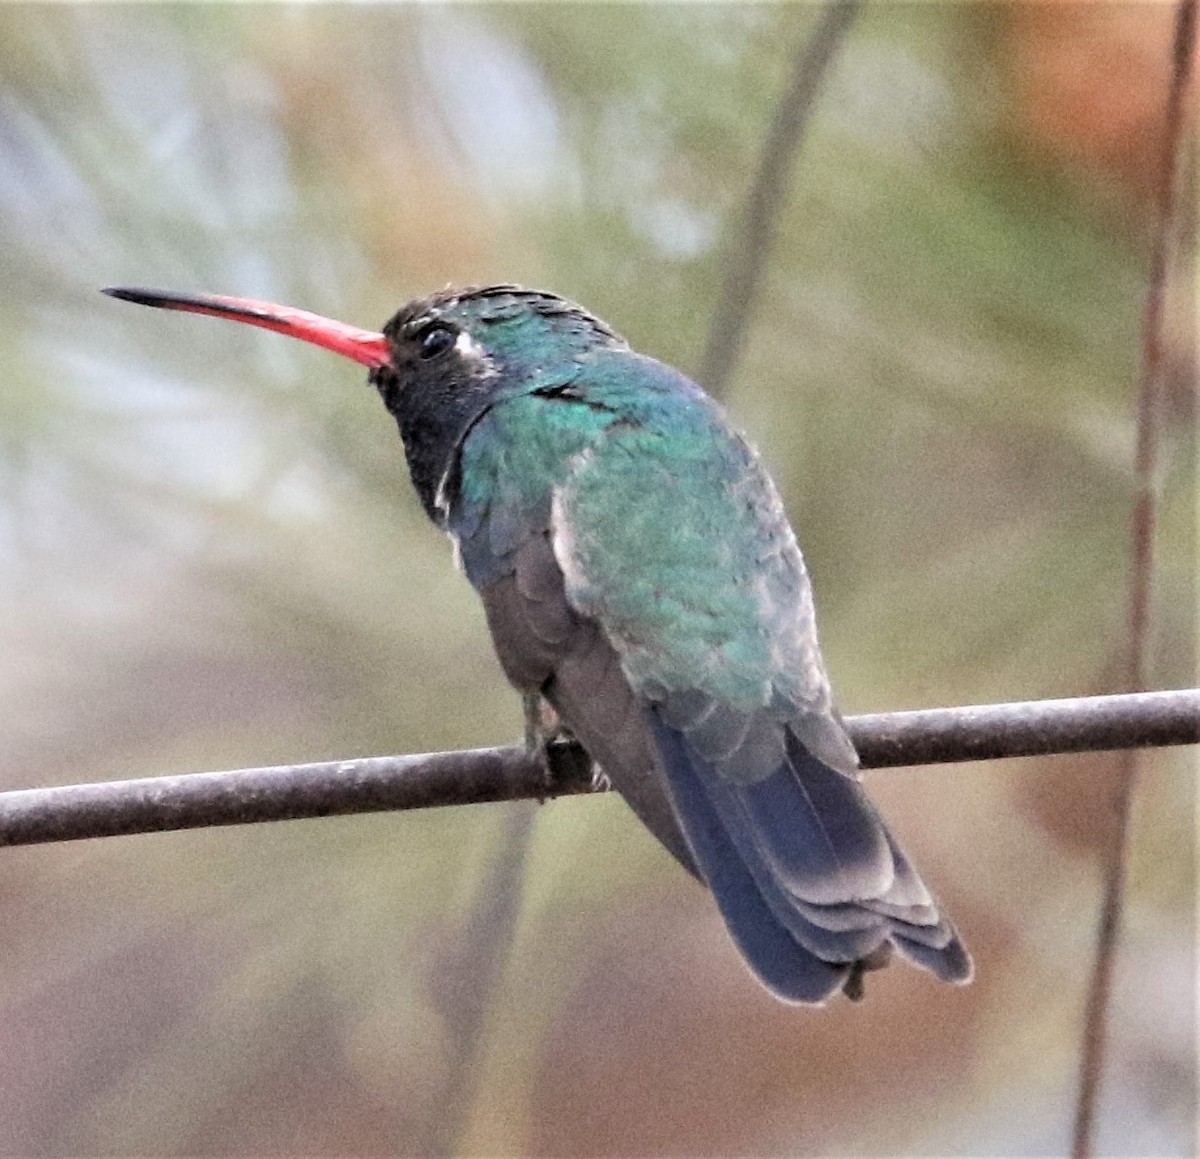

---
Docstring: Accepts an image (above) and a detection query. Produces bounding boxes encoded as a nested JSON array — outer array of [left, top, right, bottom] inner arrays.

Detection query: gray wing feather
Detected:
[[479, 569, 564, 690], [480, 533, 700, 877]]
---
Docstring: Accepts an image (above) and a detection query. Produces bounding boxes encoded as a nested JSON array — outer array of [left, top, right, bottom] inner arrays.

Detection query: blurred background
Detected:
[[0, 4, 1194, 1156]]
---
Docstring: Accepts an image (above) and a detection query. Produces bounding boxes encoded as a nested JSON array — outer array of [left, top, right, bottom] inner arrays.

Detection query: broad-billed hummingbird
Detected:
[[103, 283, 971, 1003]]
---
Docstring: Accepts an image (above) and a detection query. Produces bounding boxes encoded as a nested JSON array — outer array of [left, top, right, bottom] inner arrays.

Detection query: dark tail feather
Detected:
[[650, 716, 850, 1003], [648, 710, 972, 1000], [892, 929, 973, 981]]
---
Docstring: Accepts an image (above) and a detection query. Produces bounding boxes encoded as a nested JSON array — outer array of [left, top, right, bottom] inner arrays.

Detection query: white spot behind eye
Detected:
[[454, 330, 483, 359], [454, 330, 499, 378]]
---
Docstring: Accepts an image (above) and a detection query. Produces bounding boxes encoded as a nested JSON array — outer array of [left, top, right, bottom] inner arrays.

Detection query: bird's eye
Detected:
[[417, 324, 456, 360]]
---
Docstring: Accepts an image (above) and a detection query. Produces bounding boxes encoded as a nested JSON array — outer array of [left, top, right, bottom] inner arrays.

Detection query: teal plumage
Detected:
[[456, 349, 853, 772]]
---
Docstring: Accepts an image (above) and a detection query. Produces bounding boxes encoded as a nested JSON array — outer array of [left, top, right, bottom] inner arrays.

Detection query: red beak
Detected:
[[102, 287, 393, 370]]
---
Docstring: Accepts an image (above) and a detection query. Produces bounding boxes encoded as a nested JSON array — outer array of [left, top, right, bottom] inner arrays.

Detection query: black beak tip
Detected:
[[102, 287, 158, 306]]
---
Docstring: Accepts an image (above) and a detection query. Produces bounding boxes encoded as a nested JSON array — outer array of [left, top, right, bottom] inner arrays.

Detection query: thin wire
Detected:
[[1071, 4, 1197, 1155], [1, 689, 1196, 848], [697, 0, 864, 398]]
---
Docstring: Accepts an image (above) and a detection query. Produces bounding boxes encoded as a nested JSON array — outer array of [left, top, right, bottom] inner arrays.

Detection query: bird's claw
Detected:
[[522, 694, 592, 798]]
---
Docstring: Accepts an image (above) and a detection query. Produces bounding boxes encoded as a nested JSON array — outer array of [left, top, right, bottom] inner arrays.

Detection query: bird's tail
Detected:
[[647, 712, 972, 1003]]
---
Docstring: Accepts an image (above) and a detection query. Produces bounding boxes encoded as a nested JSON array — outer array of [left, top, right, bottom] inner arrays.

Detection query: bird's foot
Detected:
[[522, 693, 572, 752], [842, 943, 895, 1002], [522, 694, 592, 798]]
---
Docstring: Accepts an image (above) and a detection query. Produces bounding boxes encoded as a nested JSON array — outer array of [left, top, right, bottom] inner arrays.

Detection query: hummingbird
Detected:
[[103, 283, 971, 1003]]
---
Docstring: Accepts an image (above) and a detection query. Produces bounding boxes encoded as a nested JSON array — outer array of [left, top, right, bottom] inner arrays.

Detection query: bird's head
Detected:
[[103, 283, 625, 520]]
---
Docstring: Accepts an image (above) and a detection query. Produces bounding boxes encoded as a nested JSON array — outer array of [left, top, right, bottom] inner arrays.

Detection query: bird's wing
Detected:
[[476, 530, 700, 876], [449, 401, 699, 874]]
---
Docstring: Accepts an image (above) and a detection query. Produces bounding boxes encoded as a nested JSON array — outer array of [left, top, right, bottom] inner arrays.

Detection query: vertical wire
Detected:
[[1071, 4, 1197, 1155]]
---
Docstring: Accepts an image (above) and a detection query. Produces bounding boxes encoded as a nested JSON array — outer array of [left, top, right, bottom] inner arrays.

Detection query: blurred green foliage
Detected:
[[0, 4, 1193, 1156]]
